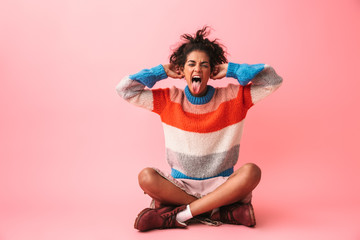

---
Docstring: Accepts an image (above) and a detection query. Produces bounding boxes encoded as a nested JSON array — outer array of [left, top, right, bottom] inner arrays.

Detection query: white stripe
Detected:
[[250, 83, 282, 104], [250, 65, 283, 104], [162, 121, 245, 156], [116, 76, 154, 111]]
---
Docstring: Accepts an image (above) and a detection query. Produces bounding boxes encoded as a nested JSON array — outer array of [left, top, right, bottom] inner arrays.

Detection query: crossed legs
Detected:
[[138, 163, 261, 217]]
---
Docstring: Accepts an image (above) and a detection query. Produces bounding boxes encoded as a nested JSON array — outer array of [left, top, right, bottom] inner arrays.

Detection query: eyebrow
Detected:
[[187, 60, 209, 64]]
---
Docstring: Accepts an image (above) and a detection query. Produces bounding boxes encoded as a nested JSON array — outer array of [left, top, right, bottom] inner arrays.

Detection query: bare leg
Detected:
[[189, 163, 261, 216], [138, 163, 261, 216], [138, 168, 197, 206]]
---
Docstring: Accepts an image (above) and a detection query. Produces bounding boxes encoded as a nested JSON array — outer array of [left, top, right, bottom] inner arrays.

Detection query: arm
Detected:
[[116, 64, 167, 111], [248, 64, 283, 104], [116, 64, 183, 111], [213, 62, 283, 104]]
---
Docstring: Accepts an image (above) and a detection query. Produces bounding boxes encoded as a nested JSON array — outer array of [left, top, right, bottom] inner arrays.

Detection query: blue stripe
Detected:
[[171, 167, 234, 180]]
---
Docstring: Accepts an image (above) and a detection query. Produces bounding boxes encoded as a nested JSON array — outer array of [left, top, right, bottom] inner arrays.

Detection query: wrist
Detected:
[[226, 62, 265, 86], [226, 62, 238, 79], [129, 64, 167, 88], [152, 64, 168, 80]]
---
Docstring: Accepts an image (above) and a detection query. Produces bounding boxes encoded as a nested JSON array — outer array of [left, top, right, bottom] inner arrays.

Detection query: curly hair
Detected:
[[169, 26, 227, 72]]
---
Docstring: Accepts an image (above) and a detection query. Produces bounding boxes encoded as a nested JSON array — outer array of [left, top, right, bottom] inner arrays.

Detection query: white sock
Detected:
[[176, 205, 193, 223]]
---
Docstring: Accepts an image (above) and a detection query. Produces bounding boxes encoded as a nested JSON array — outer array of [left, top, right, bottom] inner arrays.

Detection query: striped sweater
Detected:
[[116, 63, 283, 180]]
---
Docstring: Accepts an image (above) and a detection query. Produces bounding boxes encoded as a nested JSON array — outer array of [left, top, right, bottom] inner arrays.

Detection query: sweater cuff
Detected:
[[129, 64, 168, 88], [226, 62, 238, 79], [226, 62, 265, 86]]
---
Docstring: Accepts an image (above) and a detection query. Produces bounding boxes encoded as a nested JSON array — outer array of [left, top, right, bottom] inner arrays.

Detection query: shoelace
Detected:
[[162, 214, 177, 228], [161, 207, 185, 228], [190, 216, 222, 226]]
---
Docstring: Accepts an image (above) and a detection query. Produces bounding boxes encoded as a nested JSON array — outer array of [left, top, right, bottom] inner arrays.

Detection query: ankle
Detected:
[[176, 205, 193, 223]]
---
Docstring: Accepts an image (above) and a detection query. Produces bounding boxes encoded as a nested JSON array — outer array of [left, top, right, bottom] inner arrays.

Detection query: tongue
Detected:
[[192, 81, 201, 94]]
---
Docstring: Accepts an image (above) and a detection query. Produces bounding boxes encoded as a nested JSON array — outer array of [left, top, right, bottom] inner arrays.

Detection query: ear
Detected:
[[210, 66, 218, 78], [179, 65, 184, 74]]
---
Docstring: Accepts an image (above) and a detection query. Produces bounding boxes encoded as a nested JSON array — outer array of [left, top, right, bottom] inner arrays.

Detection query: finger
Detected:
[[171, 72, 184, 79]]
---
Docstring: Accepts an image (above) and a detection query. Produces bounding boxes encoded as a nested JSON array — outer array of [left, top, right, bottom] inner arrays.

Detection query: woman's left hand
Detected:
[[211, 63, 228, 80], [163, 64, 184, 79]]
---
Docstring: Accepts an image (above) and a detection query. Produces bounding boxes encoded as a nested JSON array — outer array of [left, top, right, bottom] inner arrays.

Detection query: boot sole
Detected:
[[248, 203, 256, 227]]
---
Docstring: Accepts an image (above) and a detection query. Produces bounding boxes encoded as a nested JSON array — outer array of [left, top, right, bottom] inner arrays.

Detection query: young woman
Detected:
[[116, 26, 283, 231]]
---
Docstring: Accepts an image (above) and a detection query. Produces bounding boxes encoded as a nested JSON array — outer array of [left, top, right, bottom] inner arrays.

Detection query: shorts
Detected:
[[152, 167, 252, 202]]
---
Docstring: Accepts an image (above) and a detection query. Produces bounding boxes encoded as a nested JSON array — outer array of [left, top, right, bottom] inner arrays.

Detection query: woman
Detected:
[[116, 26, 283, 231]]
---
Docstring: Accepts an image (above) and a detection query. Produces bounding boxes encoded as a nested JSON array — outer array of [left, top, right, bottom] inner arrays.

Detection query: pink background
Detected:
[[1, 0, 360, 239]]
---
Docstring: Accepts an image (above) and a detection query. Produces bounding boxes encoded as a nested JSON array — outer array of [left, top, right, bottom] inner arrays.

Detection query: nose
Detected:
[[194, 64, 201, 72]]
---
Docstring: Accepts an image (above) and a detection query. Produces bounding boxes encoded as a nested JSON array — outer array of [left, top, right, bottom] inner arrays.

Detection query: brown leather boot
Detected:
[[211, 202, 256, 227], [134, 205, 187, 231]]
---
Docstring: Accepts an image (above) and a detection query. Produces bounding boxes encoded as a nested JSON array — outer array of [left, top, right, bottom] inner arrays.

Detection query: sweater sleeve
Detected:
[[249, 64, 283, 104], [115, 65, 168, 112], [226, 62, 283, 104]]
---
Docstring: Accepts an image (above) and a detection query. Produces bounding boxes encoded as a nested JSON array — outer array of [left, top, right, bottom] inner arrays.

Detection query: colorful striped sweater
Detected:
[[116, 63, 283, 180]]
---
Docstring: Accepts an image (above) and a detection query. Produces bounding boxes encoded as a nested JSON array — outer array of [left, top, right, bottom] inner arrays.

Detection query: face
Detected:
[[181, 50, 211, 97]]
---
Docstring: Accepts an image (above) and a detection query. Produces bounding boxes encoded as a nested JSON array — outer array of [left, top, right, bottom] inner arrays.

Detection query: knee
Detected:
[[242, 163, 262, 183], [138, 168, 159, 192]]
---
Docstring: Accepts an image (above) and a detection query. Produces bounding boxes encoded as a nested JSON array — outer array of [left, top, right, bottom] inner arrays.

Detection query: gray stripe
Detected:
[[166, 145, 240, 179]]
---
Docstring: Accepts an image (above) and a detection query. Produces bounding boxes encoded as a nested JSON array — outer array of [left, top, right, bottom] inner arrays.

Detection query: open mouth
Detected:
[[191, 76, 202, 94], [192, 76, 201, 83]]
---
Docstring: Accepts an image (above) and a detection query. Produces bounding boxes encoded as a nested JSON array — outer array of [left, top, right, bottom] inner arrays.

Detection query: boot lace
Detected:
[[161, 206, 185, 229]]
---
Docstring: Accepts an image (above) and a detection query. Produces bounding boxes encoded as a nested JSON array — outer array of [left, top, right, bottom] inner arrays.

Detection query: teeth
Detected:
[[192, 76, 201, 82]]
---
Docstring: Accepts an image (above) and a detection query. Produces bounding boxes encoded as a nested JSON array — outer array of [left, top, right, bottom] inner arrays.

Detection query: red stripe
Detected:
[[152, 88, 170, 114], [154, 85, 253, 133]]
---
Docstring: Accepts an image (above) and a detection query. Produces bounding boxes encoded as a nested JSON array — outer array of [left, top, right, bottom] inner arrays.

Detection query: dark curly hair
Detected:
[[169, 26, 227, 73]]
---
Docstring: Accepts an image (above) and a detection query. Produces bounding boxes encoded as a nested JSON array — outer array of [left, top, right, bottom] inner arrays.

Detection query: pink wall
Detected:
[[1, 0, 360, 239]]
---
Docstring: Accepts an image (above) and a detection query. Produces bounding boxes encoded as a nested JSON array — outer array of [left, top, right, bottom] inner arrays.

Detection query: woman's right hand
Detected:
[[163, 64, 184, 79], [211, 63, 228, 80]]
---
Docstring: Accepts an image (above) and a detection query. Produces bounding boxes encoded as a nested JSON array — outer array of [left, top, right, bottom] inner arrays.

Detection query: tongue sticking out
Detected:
[[192, 81, 201, 94]]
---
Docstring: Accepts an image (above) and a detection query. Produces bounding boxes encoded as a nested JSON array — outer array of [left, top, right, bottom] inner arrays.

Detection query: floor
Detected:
[[1, 193, 359, 240]]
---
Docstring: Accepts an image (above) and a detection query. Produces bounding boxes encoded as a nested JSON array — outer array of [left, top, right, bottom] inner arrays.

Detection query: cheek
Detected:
[[204, 70, 211, 79], [185, 71, 192, 81]]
